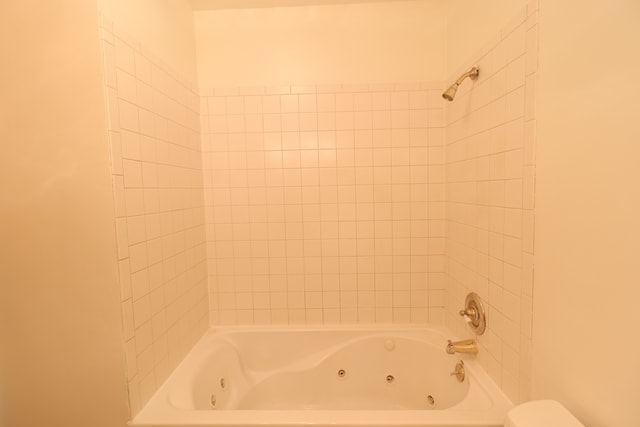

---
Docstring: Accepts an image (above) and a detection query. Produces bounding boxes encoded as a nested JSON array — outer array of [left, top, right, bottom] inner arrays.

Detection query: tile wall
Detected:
[[98, 17, 209, 416], [200, 83, 448, 325], [95, 2, 539, 415], [444, 3, 538, 403]]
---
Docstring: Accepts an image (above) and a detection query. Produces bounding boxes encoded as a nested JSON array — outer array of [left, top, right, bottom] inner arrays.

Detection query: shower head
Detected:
[[442, 84, 459, 101], [442, 66, 479, 101]]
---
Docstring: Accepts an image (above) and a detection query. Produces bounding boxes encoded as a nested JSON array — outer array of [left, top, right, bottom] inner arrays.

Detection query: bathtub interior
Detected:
[[165, 327, 503, 411], [190, 333, 469, 410]]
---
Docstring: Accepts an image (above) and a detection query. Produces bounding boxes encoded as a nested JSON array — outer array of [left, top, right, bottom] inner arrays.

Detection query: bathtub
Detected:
[[130, 325, 512, 427]]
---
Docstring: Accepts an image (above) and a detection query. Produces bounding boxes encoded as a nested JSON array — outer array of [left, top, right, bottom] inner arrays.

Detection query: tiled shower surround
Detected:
[[98, 2, 537, 417], [99, 19, 208, 415], [444, 4, 538, 404], [201, 84, 447, 326]]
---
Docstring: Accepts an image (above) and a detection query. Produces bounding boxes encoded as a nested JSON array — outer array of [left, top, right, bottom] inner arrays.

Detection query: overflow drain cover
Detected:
[[427, 395, 435, 407]]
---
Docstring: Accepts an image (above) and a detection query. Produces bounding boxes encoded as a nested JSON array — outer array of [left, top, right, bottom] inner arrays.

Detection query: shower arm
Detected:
[[453, 66, 479, 87]]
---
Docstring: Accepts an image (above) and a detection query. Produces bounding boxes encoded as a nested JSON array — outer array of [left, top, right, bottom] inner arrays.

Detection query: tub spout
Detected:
[[446, 339, 478, 355]]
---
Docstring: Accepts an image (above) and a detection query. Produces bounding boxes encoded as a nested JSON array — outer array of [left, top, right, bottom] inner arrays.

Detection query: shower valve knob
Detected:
[[459, 308, 477, 318], [458, 292, 486, 335]]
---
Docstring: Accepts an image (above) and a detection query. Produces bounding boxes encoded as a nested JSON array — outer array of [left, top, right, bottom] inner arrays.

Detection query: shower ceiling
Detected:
[[190, 0, 423, 10]]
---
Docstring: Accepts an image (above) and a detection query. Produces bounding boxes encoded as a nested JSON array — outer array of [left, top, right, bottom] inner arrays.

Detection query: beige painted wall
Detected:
[[194, 0, 447, 88], [98, 0, 198, 83], [0, 1, 129, 426], [446, 0, 529, 75], [532, 1, 640, 425]]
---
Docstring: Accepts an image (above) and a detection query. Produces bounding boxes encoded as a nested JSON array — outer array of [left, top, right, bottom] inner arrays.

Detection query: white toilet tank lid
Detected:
[[504, 400, 584, 427]]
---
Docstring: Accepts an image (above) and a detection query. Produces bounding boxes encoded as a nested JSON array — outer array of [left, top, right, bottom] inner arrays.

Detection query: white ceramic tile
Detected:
[[114, 37, 135, 74], [443, 4, 536, 405]]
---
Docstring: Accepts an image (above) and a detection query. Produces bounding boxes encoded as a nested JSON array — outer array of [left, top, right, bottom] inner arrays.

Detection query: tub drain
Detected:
[[337, 369, 347, 379]]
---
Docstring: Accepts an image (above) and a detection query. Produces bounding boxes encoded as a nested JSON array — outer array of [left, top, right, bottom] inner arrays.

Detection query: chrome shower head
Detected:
[[442, 66, 479, 101]]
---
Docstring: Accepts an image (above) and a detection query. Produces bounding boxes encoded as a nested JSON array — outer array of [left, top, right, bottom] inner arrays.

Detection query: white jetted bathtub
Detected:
[[130, 326, 512, 427]]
